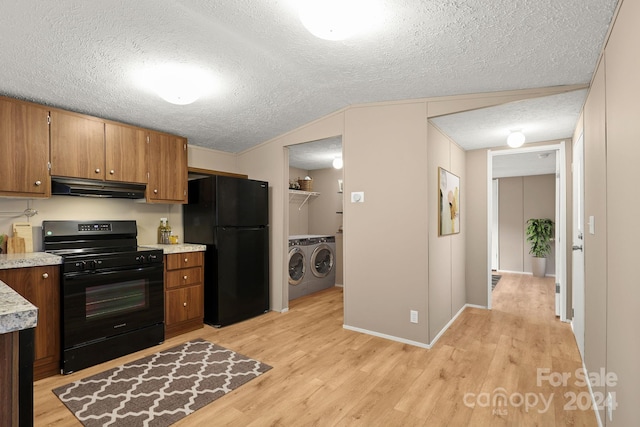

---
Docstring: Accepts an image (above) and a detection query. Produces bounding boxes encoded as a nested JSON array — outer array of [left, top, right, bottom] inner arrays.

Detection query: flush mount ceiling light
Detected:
[[298, 0, 383, 41], [135, 64, 216, 105], [507, 131, 526, 148], [332, 157, 343, 169]]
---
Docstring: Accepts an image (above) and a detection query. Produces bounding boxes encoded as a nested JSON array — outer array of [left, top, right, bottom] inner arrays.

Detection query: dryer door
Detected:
[[288, 247, 306, 285], [310, 244, 334, 278]]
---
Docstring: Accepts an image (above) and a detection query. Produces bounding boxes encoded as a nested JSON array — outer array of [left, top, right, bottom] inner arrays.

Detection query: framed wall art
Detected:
[[438, 167, 460, 236]]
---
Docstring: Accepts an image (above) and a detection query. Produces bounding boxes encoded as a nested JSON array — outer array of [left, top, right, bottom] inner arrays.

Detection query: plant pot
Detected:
[[531, 257, 547, 278]]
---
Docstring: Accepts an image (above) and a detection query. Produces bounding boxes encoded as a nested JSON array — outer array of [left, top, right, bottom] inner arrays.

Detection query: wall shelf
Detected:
[[289, 189, 320, 210]]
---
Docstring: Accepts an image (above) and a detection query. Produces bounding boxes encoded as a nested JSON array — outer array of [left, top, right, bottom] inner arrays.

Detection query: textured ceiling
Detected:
[[0, 0, 617, 155], [431, 89, 588, 151], [288, 136, 342, 171], [493, 151, 557, 179]]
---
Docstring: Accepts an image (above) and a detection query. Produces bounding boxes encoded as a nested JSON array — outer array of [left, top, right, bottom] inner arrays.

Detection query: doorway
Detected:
[[487, 142, 567, 321], [284, 137, 343, 304]]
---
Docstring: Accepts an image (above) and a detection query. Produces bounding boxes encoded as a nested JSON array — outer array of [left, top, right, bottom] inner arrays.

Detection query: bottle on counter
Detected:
[[157, 218, 171, 244]]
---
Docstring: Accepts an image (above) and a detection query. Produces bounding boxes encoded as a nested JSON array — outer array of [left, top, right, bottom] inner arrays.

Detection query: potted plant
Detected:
[[525, 218, 554, 278]]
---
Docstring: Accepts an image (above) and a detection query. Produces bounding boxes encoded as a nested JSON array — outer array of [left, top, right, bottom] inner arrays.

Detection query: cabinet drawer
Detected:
[[165, 267, 202, 289], [165, 252, 203, 270]]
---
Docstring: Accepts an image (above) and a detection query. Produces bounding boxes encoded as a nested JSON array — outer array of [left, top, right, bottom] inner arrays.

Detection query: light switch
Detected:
[[589, 216, 595, 235], [351, 192, 365, 203]]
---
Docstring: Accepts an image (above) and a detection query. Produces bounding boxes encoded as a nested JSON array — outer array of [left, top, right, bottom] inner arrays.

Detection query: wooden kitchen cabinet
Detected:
[[0, 97, 50, 197], [49, 109, 106, 180], [0, 266, 60, 380], [147, 131, 188, 204], [164, 252, 204, 338], [104, 122, 148, 184]]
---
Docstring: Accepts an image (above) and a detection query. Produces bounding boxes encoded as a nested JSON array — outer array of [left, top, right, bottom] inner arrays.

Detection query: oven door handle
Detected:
[[64, 263, 163, 278]]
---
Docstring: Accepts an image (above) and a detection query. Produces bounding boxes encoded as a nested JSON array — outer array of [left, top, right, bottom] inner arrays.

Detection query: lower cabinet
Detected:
[[0, 265, 60, 380], [164, 252, 204, 338]]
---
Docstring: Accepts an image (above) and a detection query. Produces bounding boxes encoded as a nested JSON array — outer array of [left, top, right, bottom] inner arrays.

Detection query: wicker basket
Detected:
[[298, 179, 313, 192]]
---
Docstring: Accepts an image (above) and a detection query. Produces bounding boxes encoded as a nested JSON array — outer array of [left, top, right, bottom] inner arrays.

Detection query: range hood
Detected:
[[51, 178, 146, 199]]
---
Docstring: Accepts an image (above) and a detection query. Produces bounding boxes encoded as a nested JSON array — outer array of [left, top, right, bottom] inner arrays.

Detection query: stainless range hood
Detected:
[[51, 178, 146, 199]]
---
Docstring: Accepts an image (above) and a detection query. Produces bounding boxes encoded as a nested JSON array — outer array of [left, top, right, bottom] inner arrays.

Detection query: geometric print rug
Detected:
[[53, 339, 272, 427]]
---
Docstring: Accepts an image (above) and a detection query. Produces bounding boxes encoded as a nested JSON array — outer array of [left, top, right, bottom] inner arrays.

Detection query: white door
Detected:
[[555, 154, 561, 316], [491, 179, 499, 270], [572, 134, 585, 358]]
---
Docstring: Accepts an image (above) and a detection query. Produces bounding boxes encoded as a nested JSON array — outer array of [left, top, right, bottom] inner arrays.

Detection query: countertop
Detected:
[[0, 252, 62, 270], [139, 243, 207, 254], [0, 280, 37, 334]]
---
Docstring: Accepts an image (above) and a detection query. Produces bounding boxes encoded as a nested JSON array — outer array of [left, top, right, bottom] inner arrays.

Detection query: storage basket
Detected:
[[298, 179, 313, 192]]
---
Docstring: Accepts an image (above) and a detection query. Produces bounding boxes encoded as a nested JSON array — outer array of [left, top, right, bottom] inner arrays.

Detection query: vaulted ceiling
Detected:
[[1, 0, 618, 163]]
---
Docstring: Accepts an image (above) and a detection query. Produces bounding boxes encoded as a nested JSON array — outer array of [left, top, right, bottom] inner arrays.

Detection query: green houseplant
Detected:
[[525, 218, 555, 277]]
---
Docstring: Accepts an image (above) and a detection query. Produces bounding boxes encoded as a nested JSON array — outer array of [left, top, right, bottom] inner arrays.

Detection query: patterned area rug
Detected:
[[53, 339, 271, 427]]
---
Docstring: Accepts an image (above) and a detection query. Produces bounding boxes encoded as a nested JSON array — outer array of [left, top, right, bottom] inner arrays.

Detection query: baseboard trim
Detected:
[[343, 303, 490, 350], [581, 360, 604, 427], [342, 325, 431, 349]]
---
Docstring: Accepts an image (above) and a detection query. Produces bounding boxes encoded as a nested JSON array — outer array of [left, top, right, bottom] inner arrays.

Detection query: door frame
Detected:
[[486, 141, 568, 322]]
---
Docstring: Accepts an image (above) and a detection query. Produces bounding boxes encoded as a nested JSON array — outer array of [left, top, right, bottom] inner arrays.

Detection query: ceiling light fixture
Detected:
[[507, 131, 526, 148], [332, 157, 344, 169], [298, 0, 383, 41], [135, 64, 216, 105]]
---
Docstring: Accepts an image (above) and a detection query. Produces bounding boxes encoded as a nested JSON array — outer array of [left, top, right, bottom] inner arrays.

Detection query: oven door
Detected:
[[62, 264, 164, 349]]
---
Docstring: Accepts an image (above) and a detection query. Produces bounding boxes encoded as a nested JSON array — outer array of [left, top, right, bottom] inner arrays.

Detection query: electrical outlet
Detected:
[[410, 310, 418, 324]]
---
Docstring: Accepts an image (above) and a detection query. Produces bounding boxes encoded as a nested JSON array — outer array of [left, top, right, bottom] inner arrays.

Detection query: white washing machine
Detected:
[[306, 236, 336, 294]]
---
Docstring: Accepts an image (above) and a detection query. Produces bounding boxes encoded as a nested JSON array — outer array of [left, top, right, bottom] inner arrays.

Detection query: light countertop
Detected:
[[139, 243, 207, 254], [0, 252, 63, 270], [0, 280, 38, 334]]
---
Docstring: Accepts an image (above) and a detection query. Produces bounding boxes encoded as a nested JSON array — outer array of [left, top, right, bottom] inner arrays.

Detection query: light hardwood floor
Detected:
[[34, 273, 596, 426]]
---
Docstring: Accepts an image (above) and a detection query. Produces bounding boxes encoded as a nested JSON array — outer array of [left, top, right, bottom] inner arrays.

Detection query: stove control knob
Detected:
[[86, 260, 97, 270], [135, 255, 147, 263], [148, 254, 158, 262], [75, 261, 86, 271]]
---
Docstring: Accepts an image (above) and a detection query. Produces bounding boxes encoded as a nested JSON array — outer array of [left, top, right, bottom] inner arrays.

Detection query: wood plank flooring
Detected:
[[34, 273, 596, 426]]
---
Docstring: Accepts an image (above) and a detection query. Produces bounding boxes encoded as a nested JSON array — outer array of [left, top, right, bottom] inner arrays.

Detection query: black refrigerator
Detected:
[[183, 175, 269, 327]]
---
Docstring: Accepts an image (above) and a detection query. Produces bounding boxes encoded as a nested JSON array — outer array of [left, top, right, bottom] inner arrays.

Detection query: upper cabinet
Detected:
[[147, 131, 188, 204], [105, 122, 148, 184], [50, 111, 150, 184], [49, 109, 106, 180], [0, 97, 50, 197], [1, 95, 189, 203]]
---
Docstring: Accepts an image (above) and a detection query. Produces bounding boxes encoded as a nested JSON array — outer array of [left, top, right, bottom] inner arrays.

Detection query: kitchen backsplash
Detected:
[[0, 196, 182, 250]]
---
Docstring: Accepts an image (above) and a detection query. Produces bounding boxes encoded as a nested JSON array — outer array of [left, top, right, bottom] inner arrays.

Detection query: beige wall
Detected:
[[288, 166, 310, 235], [188, 145, 238, 173], [427, 123, 466, 341], [582, 59, 608, 423], [342, 102, 430, 344], [465, 149, 489, 306], [498, 175, 556, 275], [308, 167, 343, 236], [595, 0, 640, 423]]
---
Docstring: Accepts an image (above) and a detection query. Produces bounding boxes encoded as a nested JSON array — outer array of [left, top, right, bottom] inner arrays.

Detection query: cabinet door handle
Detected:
[[42, 273, 49, 279], [183, 302, 187, 307], [153, 189, 158, 194], [110, 170, 115, 175], [35, 180, 42, 186], [184, 258, 188, 263], [183, 275, 188, 280], [95, 168, 101, 174]]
